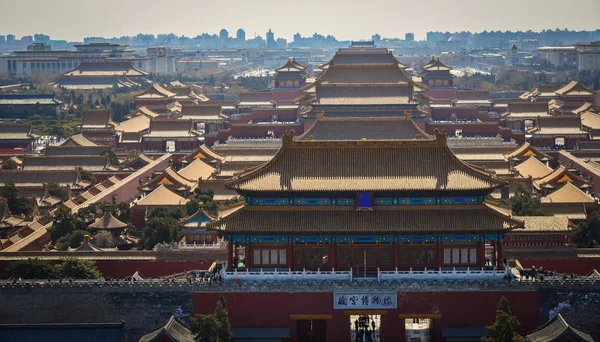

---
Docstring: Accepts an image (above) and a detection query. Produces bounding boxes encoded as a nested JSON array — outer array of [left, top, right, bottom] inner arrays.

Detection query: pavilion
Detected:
[[420, 57, 454, 88], [272, 57, 308, 90], [300, 43, 427, 126], [55, 60, 148, 90], [87, 211, 128, 237], [0, 123, 36, 151], [79, 110, 117, 147]]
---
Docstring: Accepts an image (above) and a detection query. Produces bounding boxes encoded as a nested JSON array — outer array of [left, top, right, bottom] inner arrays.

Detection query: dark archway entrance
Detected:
[[296, 319, 326, 342]]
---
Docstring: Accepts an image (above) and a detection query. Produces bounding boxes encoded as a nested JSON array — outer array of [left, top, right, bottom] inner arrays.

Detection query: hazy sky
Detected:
[[3, 0, 599, 41]]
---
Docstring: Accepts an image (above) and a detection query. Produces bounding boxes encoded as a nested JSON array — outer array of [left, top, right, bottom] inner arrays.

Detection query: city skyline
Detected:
[[2, 0, 599, 42]]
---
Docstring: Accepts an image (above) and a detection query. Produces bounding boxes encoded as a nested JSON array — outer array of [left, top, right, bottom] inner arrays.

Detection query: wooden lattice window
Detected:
[[253, 248, 287, 267], [443, 247, 478, 266]]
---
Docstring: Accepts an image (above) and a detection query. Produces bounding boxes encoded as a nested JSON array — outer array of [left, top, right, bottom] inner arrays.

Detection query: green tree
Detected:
[[51, 207, 85, 242], [56, 230, 88, 250], [191, 314, 221, 342], [191, 295, 232, 342], [47, 182, 69, 201], [214, 296, 232, 341], [79, 168, 97, 183], [510, 185, 547, 216], [56, 257, 102, 279], [148, 207, 183, 220], [186, 199, 200, 216], [482, 297, 524, 342], [207, 75, 216, 87], [1, 181, 31, 216], [117, 202, 131, 223], [203, 201, 219, 216], [194, 188, 219, 216], [574, 210, 600, 248], [195, 188, 215, 202], [1, 159, 18, 170], [76, 204, 100, 225], [7, 258, 57, 279], [238, 76, 270, 91], [101, 149, 120, 166], [140, 217, 183, 250]]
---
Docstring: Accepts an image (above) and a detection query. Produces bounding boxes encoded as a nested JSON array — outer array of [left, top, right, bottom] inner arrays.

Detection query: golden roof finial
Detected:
[[404, 111, 412, 120]]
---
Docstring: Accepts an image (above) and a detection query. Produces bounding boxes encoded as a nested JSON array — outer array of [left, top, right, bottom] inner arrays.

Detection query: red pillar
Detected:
[[245, 242, 252, 269], [226, 242, 233, 272], [393, 242, 399, 270], [436, 242, 443, 269], [287, 243, 293, 270], [330, 242, 337, 271], [478, 241, 486, 268], [498, 239, 505, 270], [234, 243, 239, 270]]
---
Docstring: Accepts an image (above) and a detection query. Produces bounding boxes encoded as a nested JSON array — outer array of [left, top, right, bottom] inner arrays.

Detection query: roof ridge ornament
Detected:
[[282, 130, 295, 146], [433, 129, 447, 146]]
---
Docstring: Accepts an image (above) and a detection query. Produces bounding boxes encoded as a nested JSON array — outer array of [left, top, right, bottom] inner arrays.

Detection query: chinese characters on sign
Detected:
[[333, 293, 397, 309]]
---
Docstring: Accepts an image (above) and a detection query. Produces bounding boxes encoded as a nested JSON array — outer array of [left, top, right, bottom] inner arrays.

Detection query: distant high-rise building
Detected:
[[6, 34, 15, 43], [266, 29, 276, 49], [276, 38, 287, 49], [0, 35, 5, 43], [372, 34, 381, 47], [220, 29, 229, 40], [405, 33, 414, 41], [34, 34, 50, 43], [21, 35, 33, 44], [236, 29, 246, 42]]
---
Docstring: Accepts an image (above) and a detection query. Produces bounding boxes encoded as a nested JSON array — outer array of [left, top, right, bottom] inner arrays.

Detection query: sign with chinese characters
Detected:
[[333, 293, 397, 310]]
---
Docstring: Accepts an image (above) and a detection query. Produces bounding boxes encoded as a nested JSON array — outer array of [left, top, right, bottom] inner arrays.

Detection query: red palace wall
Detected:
[[517, 259, 600, 275], [430, 107, 494, 122], [425, 122, 503, 137], [193, 290, 538, 341], [0, 260, 215, 279], [426, 90, 457, 101], [93, 260, 215, 278], [530, 137, 583, 150], [228, 124, 301, 137], [230, 109, 298, 122]]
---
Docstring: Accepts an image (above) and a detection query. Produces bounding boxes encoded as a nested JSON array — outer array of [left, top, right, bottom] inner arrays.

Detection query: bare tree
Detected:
[[93, 231, 116, 248]]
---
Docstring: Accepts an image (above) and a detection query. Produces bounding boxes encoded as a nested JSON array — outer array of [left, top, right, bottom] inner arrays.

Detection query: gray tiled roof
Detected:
[[209, 204, 522, 233], [227, 133, 505, 192], [0, 322, 126, 342], [22, 156, 108, 171], [526, 313, 594, 342], [139, 316, 194, 342], [44, 145, 106, 156], [0, 123, 33, 140], [0, 169, 81, 187], [298, 116, 430, 141]]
